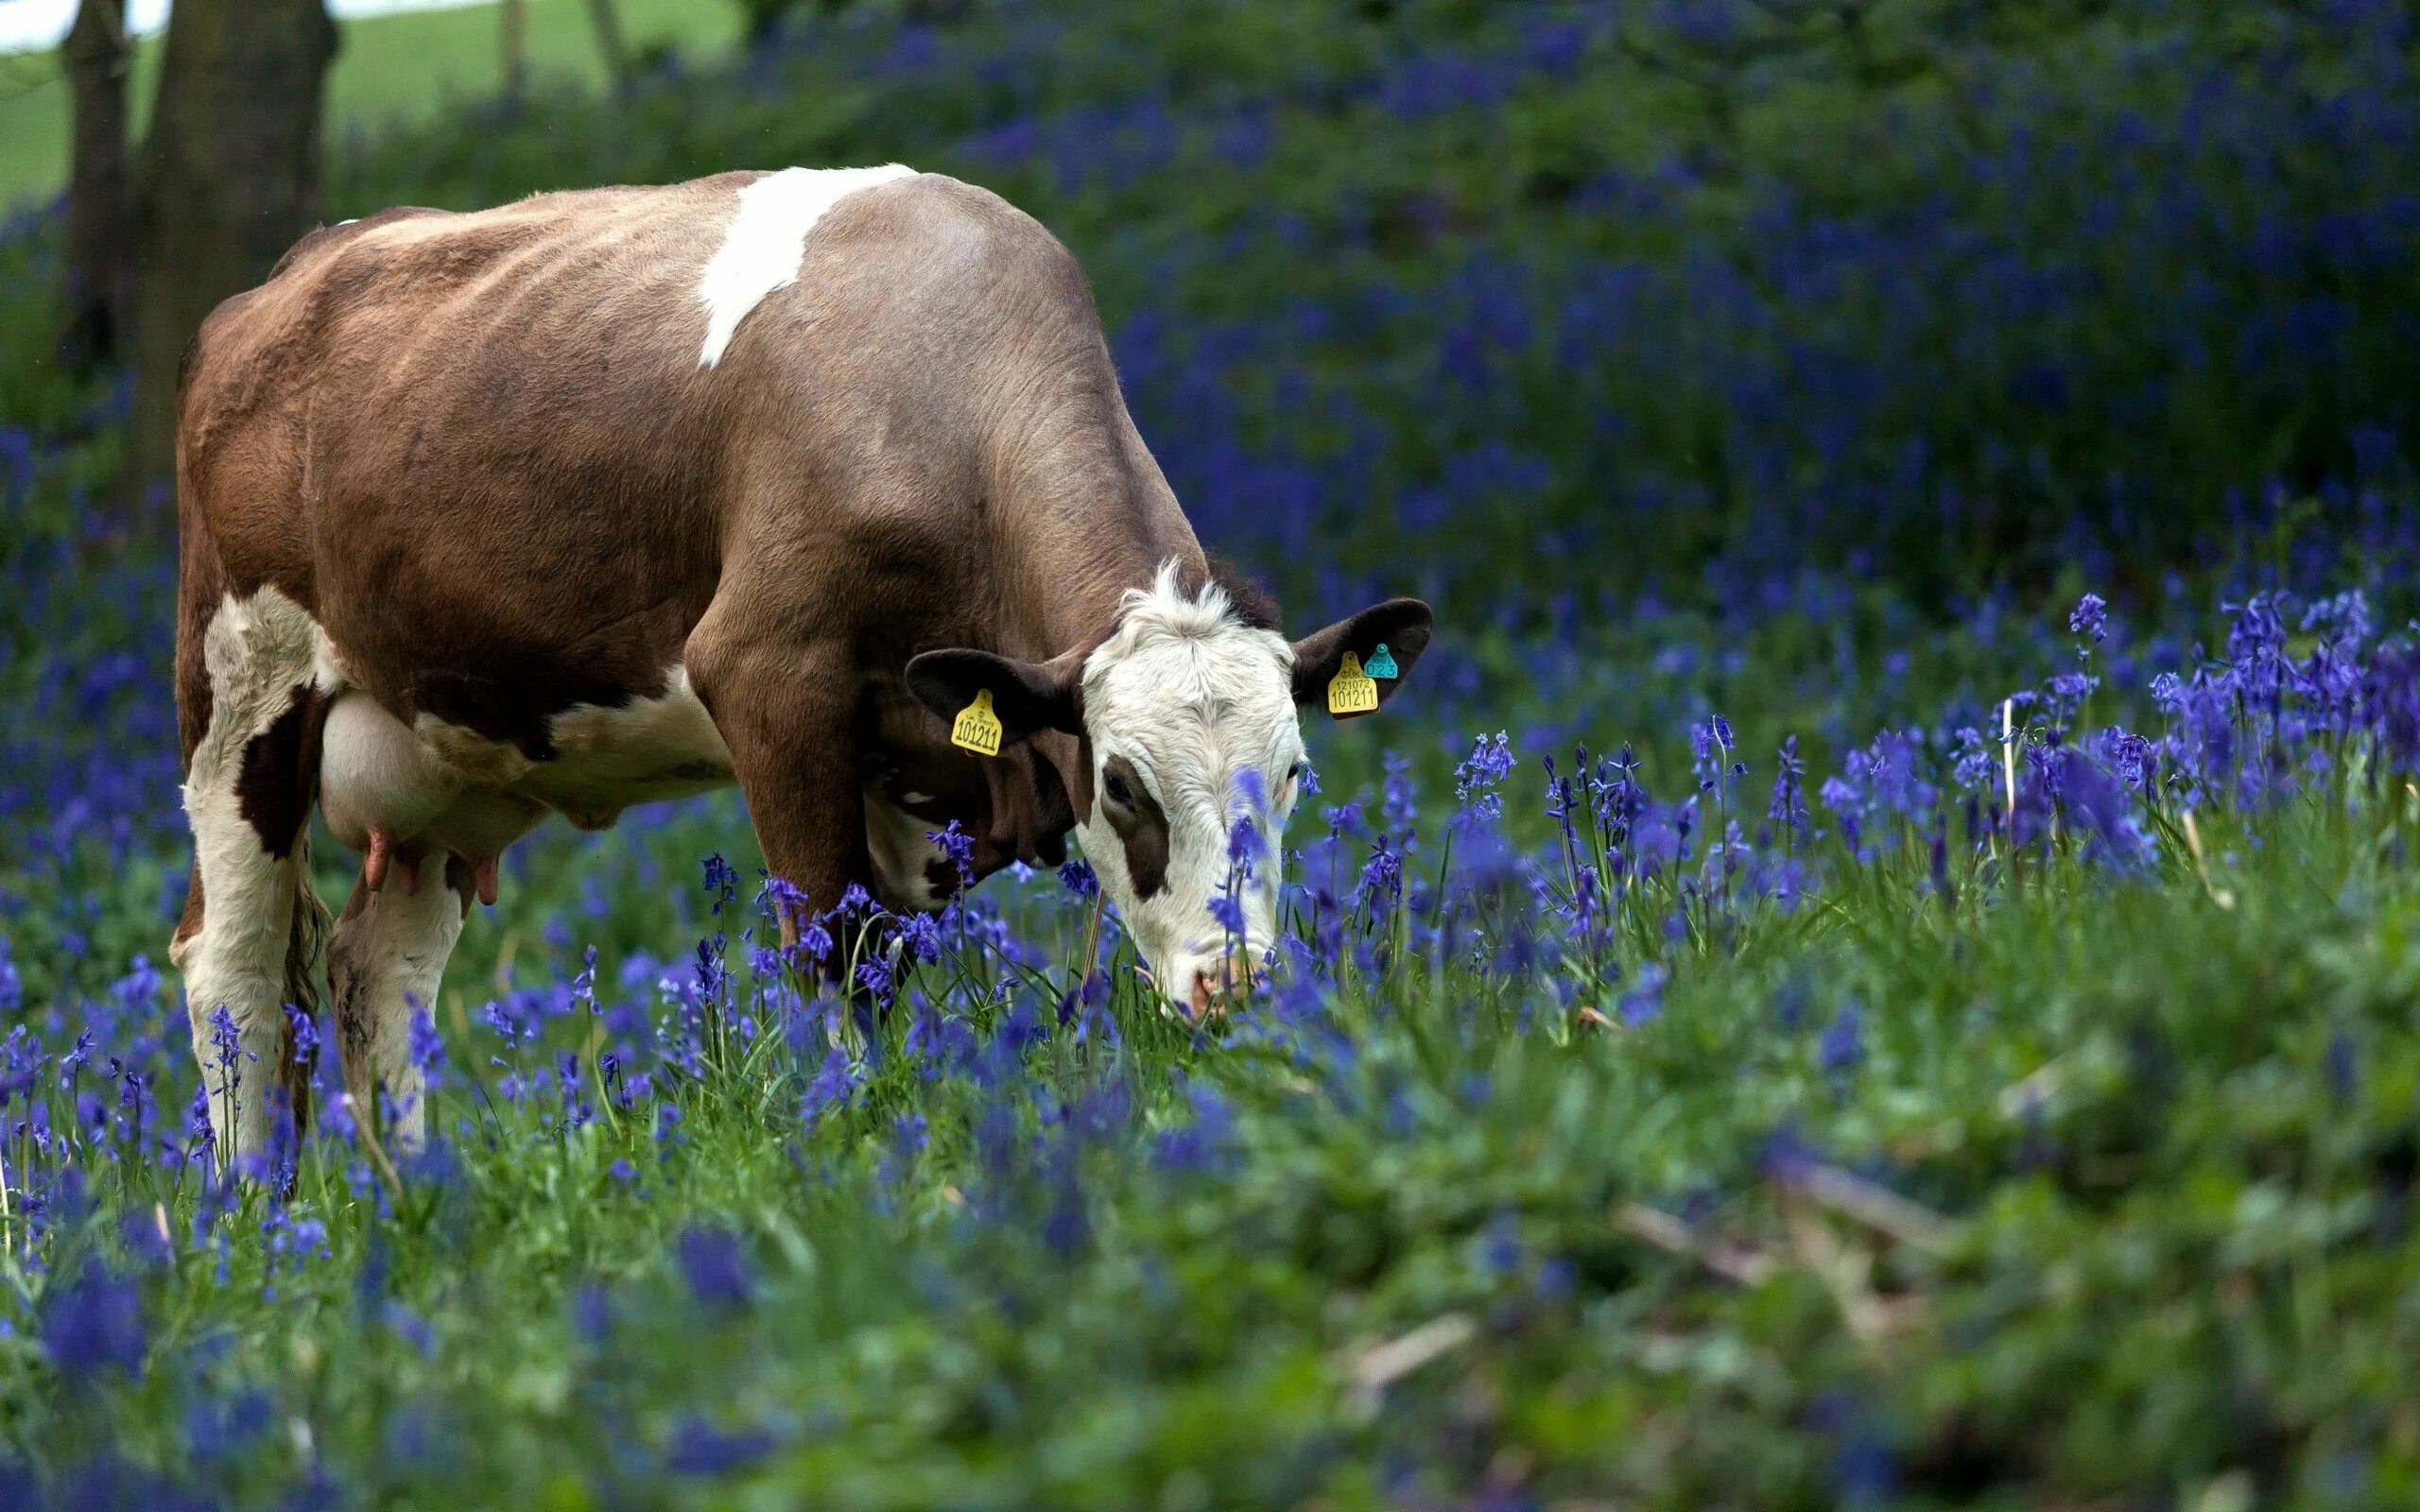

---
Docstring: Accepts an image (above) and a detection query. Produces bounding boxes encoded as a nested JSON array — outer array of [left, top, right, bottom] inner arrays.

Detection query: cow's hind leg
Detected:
[[328, 851, 470, 1152], [171, 588, 331, 1167]]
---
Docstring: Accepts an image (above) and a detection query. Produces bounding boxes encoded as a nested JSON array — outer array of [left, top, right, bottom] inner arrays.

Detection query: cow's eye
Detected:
[[1103, 771, 1134, 809]]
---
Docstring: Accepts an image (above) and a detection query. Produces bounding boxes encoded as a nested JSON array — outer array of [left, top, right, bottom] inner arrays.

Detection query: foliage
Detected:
[[2, 0, 2419, 1505], [329, 0, 2420, 609]]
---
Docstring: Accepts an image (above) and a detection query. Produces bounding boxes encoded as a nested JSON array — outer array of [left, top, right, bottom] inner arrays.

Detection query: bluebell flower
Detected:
[[406, 1005, 445, 1090], [1820, 1004, 1864, 1074], [1206, 890, 1248, 936], [802, 1046, 858, 1123], [925, 819, 977, 890], [676, 1226, 753, 1310], [665, 1415, 777, 1476], [1454, 731, 1516, 819], [1618, 963, 1668, 1026], [43, 1255, 145, 1382], [2069, 593, 2108, 642], [382, 1303, 438, 1357], [702, 853, 738, 914]]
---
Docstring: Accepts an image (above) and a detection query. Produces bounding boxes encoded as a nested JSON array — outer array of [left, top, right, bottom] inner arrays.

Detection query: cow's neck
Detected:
[[996, 414, 1205, 666]]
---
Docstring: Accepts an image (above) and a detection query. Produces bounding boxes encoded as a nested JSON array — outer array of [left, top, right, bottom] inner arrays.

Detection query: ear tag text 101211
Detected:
[[951, 688, 1004, 756], [1365, 643, 1400, 679], [1326, 651, 1380, 718]]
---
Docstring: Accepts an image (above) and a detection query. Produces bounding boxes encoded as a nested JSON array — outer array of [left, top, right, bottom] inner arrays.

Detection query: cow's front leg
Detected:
[[686, 635, 874, 931]]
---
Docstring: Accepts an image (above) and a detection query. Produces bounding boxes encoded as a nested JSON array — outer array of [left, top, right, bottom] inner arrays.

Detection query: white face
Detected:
[[1076, 569, 1307, 1009]]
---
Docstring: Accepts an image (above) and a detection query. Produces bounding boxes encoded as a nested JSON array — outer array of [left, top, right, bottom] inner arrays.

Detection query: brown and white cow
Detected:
[[170, 165, 1430, 1160]]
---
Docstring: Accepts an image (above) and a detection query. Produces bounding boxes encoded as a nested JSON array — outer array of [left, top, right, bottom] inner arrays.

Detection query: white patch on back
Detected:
[[696, 163, 918, 368]]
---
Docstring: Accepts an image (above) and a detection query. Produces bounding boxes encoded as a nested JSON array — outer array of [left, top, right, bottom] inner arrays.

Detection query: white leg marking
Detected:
[[175, 588, 330, 1160], [330, 869, 466, 1154], [696, 163, 918, 368]]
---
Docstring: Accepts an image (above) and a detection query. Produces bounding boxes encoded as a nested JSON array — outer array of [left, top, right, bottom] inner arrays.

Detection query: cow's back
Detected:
[[182, 171, 1041, 730]]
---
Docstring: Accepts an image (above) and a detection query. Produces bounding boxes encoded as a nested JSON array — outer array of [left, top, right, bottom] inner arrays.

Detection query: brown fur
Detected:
[[177, 171, 1209, 919], [1098, 753, 1170, 898]]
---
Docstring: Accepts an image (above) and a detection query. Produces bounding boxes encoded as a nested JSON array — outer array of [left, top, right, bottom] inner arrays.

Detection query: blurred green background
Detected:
[[0, 0, 737, 209]]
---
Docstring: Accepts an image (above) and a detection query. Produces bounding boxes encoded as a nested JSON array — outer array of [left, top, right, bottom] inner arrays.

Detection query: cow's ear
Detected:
[[907, 648, 1084, 745], [1289, 598, 1435, 712]]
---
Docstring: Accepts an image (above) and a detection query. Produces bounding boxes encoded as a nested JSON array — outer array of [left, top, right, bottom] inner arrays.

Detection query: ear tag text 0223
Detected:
[[1326, 651, 1380, 718], [951, 688, 1004, 757], [1365, 643, 1400, 679]]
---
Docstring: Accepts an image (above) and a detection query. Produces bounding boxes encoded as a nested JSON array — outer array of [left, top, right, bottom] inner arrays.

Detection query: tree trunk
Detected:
[[501, 0, 527, 101], [126, 0, 339, 516], [586, 0, 633, 95], [60, 0, 130, 370]]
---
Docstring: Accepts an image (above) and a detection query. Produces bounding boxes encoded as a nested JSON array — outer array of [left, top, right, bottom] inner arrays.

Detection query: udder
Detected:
[[320, 693, 545, 891]]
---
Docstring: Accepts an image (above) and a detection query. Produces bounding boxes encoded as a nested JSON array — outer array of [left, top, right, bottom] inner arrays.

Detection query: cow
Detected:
[[170, 165, 1431, 1163]]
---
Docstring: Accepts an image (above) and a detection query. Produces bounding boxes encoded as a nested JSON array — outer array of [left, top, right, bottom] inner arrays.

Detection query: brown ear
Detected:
[[906, 648, 1084, 745], [1289, 598, 1434, 712], [1030, 730, 1096, 828]]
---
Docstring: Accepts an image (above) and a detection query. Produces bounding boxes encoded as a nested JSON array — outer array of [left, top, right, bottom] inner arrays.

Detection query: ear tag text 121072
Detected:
[[1327, 651, 1380, 718], [951, 688, 1004, 756], [1365, 643, 1400, 679]]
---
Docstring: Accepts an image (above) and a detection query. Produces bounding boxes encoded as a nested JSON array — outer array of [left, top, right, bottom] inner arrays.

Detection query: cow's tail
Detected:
[[280, 837, 332, 1125]]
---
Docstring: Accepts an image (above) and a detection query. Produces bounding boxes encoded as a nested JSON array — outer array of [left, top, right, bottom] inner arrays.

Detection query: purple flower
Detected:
[[855, 956, 892, 999], [925, 819, 976, 890], [798, 919, 834, 964], [1454, 731, 1516, 819], [1768, 734, 1807, 837], [43, 1255, 145, 1382], [676, 1226, 753, 1310], [801, 1046, 859, 1123], [406, 1005, 445, 1090], [1206, 889, 1248, 937], [1058, 860, 1098, 899], [1357, 838, 1404, 911], [1819, 1004, 1864, 1074], [1225, 810, 1266, 875], [702, 853, 738, 914], [666, 1415, 777, 1476], [1617, 963, 1668, 1026], [2069, 593, 2108, 642], [899, 912, 943, 964]]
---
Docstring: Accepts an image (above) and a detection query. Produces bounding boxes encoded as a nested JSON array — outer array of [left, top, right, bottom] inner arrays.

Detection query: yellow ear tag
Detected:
[[950, 688, 1004, 757], [1326, 651, 1381, 718]]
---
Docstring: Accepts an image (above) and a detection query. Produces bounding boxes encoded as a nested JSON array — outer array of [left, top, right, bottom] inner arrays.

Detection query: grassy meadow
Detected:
[[0, 0, 737, 211], [6, 0, 2420, 1505]]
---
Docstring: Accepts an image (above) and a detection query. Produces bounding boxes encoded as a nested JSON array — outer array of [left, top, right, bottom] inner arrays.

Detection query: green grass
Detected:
[[0, 0, 736, 213], [17, 780, 2420, 1506]]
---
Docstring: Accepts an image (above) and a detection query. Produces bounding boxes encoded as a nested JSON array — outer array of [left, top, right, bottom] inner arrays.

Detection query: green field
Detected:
[[0, 0, 736, 213]]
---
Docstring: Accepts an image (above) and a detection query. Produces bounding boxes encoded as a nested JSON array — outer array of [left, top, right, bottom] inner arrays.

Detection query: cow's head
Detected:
[[908, 562, 1431, 1014]]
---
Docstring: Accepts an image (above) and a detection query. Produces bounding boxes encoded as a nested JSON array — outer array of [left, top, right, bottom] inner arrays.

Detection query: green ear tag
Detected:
[[1365, 643, 1400, 679], [1326, 651, 1380, 718], [951, 689, 1004, 757]]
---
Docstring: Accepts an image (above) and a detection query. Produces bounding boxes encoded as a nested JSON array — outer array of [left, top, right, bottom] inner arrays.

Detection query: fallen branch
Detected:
[[1615, 1202, 1777, 1286], [1339, 1312, 1477, 1418]]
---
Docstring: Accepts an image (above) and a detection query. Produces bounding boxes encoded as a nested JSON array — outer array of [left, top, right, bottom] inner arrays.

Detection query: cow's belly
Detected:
[[320, 668, 737, 855]]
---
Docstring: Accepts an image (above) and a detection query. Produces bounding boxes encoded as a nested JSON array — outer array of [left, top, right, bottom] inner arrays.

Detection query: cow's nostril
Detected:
[[1178, 954, 1267, 1021]]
